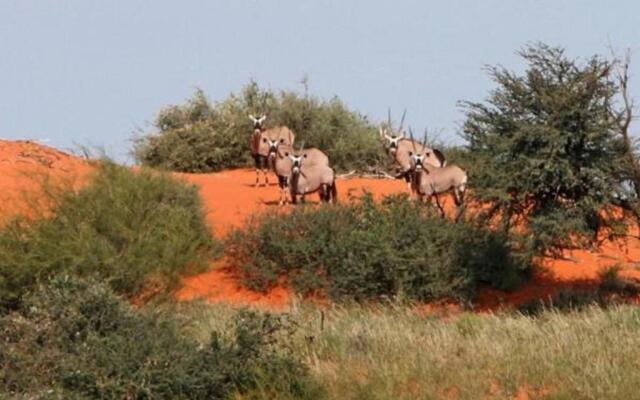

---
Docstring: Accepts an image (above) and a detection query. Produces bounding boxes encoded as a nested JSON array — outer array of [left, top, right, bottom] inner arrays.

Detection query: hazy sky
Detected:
[[1, 1, 639, 161]]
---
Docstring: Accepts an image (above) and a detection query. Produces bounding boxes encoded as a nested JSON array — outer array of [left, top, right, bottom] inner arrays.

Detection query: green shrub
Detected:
[[0, 160, 219, 310], [226, 195, 531, 302], [133, 82, 386, 173], [0, 277, 324, 399]]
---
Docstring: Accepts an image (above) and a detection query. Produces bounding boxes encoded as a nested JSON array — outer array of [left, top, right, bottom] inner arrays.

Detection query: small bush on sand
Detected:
[[0, 277, 323, 399], [0, 160, 218, 310], [133, 82, 386, 173], [226, 195, 531, 302]]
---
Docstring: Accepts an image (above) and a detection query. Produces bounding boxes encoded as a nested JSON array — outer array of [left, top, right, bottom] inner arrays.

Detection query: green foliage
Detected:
[[0, 160, 219, 310], [461, 43, 627, 253], [0, 277, 324, 399], [226, 194, 531, 302], [133, 82, 386, 173]]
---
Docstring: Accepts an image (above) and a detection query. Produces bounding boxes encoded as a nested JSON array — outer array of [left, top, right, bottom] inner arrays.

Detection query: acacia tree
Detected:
[[462, 43, 628, 254]]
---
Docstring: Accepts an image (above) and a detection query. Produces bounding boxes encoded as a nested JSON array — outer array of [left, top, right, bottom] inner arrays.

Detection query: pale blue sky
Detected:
[[1, 1, 638, 161]]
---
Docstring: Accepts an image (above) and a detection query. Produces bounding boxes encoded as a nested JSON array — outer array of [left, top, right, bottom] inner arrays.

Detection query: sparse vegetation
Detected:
[[226, 194, 531, 302], [133, 82, 386, 173], [0, 160, 219, 310]]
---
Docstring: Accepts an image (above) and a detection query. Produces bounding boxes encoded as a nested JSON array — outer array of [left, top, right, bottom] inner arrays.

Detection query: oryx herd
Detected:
[[248, 111, 467, 214]]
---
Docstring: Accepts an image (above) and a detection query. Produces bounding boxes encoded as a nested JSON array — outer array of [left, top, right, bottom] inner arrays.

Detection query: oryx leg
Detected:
[[253, 155, 263, 187], [454, 203, 467, 223], [433, 192, 445, 218], [453, 183, 466, 206], [404, 171, 413, 195], [320, 184, 330, 203], [278, 175, 288, 206], [453, 188, 461, 206]]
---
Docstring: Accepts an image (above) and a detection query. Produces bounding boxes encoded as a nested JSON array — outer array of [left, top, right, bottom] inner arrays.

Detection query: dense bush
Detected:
[[0, 277, 323, 399], [226, 195, 531, 302], [0, 160, 219, 310], [461, 43, 628, 253], [133, 82, 387, 173]]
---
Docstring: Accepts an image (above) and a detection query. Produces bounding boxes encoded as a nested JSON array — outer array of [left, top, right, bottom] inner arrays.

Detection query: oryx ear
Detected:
[[249, 114, 257, 122], [384, 134, 393, 141], [259, 114, 267, 123], [379, 126, 385, 138], [399, 130, 405, 139]]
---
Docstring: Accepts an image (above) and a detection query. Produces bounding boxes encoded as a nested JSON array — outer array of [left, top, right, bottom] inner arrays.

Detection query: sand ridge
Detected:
[[2, 139, 639, 310]]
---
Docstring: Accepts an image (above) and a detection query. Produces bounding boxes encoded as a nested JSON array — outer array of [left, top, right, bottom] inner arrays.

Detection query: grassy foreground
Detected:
[[183, 302, 640, 400]]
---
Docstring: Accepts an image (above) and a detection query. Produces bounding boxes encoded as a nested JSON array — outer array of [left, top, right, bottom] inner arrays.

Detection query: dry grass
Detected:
[[183, 302, 640, 400]]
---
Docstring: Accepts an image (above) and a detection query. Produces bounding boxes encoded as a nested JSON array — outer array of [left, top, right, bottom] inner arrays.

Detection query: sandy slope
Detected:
[[2, 139, 640, 310], [0, 140, 94, 223]]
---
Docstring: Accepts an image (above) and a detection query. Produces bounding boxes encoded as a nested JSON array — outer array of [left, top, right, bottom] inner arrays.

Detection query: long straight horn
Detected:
[[422, 128, 429, 147], [397, 109, 407, 136], [409, 127, 417, 153]]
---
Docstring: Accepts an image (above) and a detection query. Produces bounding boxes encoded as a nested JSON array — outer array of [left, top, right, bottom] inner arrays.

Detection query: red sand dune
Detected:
[[2, 139, 640, 311], [0, 140, 94, 223]]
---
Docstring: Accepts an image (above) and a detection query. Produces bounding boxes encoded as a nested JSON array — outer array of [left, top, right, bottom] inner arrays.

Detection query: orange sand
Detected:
[[0, 140, 94, 223], [2, 140, 640, 311], [177, 169, 405, 237]]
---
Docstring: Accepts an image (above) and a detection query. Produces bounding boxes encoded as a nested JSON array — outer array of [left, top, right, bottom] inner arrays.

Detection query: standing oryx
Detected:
[[249, 114, 268, 186], [248, 114, 295, 186], [288, 143, 337, 204], [261, 130, 330, 205], [408, 133, 467, 217], [380, 110, 446, 193]]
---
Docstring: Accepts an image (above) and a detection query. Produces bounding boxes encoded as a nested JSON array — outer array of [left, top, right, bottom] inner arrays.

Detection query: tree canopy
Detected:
[[462, 43, 628, 253]]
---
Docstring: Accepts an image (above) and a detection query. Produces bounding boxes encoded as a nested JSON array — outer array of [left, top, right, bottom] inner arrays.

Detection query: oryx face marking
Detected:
[[249, 114, 267, 131], [411, 152, 427, 171], [385, 135, 402, 154], [289, 154, 307, 174], [267, 139, 280, 157], [381, 127, 404, 154]]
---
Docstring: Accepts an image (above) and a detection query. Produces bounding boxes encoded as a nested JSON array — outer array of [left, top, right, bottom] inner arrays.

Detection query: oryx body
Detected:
[[289, 152, 337, 204], [270, 143, 329, 205], [411, 153, 467, 215], [248, 114, 295, 186]]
